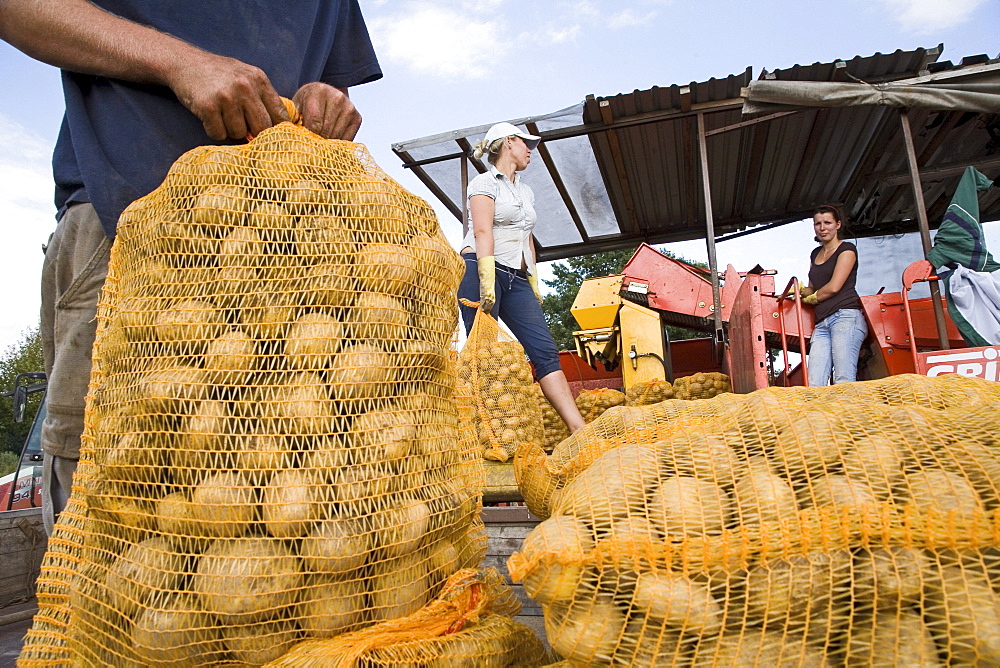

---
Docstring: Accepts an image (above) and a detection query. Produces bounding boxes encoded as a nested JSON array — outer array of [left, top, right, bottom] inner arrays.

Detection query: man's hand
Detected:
[[293, 83, 362, 140], [169, 52, 289, 141]]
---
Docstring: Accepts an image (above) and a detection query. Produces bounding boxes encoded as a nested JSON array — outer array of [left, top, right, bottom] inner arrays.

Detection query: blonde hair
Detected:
[[473, 137, 505, 165]]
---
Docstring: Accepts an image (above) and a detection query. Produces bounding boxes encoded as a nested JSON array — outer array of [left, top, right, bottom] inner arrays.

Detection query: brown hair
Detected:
[[813, 204, 845, 240]]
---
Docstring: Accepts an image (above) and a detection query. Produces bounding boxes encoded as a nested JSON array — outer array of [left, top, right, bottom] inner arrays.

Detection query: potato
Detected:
[[411, 233, 462, 296], [807, 474, 878, 509], [657, 431, 748, 488], [551, 444, 662, 531], [738, 551, 851, 625], [275, 371, 335, 434], [304, 261, 353, 308], [105, 537, 187, 618], [139, 364, 207, 414], [545, 598, 626, 665], [130, 593, 222, 665], [693, 630, 826, 668], [233, 433, 296, 473], [517, 515, 594, 605], [373, 497, 431, 559], [731, 468, 799, 527], [284, 312, 344, 370], [191, 184, 248, 228], [153, 492, 206, 546], [348, 292, 409, 341], [153, 298, 224, 351], [285, 179, 339, 215], [327, 343, 392, 403], [301, 516, 371, 575], [845, 609, 941, 667], [354, 242, 421, 296], [632, 572, 722, 635], [648, 476, 730, 537], [262, 469, 323, 538], [189, 471, 255, 538], [248, 201, 292, 237], [93, 430, 169, 486], [192, 538, 302, 623], [214, 263, 261, 310], [924, 564, 1000, 665], [905, 469, 984, 521], [353, 408, 416, 462], [369, 553, 431, 621], [173, 399, 232, 484], [427, 539, 461, 581], [221, 619, 300, 665], [203, 329, 256, 385], [296, 577, 368, 637], [617, 620, 688, 668], [842, 435, 905, 500], [218, 226, 263, 270], [456, 521, 489, 570], [853, 547, 929, 610], [295, 214, 355, 260], [770, 410, 845, 478]]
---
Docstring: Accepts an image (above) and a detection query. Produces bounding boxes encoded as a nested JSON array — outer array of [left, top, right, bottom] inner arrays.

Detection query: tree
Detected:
[[540, 247, 707, 351], [0, 325, 45, 456]]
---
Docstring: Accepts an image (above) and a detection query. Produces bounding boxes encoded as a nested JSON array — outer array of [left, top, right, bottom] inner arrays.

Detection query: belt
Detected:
[[462, 253, 527, 278]]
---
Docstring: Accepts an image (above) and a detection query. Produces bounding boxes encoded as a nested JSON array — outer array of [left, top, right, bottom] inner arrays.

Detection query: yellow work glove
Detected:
[[803, 293, 819, 306], [527, 272, 542, 303], [477, 256, 497, 313]]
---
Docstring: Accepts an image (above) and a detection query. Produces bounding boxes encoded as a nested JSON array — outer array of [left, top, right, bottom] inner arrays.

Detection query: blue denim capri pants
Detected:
[[458, 253, 563, 380]]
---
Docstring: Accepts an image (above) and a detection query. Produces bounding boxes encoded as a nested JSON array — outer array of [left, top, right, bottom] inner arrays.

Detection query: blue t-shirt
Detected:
[[53, 0, 382, 236]]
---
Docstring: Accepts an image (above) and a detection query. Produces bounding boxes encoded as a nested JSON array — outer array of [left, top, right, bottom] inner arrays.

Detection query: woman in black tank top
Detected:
[[800, 205, 868, 385]]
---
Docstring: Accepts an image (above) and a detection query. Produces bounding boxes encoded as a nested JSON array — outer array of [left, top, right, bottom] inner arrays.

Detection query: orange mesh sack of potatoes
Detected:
[[456, 310, 544, 462], [18, 121, 546, 667], [575, 387, 626, 423], [624, 378, 675, 406], [508, 373, 1000, 666], [672, 371, 731, 400]]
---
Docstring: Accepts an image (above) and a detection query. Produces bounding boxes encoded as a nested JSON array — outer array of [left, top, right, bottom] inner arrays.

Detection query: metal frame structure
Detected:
[[393, 45, 1000, 352]]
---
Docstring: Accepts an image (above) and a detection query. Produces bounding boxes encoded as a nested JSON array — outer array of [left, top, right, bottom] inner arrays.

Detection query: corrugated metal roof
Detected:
[[393, 45, 1000, 262]]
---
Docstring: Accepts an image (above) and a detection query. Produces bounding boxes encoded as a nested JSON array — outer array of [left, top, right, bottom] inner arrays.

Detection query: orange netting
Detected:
[[509, 374, 1000, 666], [456, 310, 544, 462], [18, 120, 542, 666]]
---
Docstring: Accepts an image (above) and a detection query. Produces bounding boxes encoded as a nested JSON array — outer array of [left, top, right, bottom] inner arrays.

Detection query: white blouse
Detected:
[[461, 166, 537, 276]]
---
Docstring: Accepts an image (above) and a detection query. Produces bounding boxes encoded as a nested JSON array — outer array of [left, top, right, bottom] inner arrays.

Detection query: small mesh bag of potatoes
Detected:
[[624, 378, 675, 406], [456, 310, 544, 462], [672, 371, 732, 401], [508, 373, 1000, 666], [19, 121, 541, 667], [575, 387, 627, 423]]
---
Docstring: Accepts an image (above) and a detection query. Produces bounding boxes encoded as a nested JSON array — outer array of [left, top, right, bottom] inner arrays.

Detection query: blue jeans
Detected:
[[458, 253, 562, 380], [808, 308, 868, 386]]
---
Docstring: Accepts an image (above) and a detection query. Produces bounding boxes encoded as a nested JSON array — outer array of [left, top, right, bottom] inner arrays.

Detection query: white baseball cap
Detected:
[[483, 122, 541, 150]]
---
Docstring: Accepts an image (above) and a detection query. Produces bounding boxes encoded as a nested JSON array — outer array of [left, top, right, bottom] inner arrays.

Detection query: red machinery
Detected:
[[559, 244, 995, 393]]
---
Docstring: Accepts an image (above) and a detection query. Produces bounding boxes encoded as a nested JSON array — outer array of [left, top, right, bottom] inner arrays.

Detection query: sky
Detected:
[[1, 0, 998, 353]]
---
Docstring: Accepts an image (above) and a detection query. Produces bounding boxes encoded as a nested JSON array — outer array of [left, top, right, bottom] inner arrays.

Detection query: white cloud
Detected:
[[878, 0, 989, 33], [368, 2, 510, 80], [0, 116, 56, 351], [608, 8, 658, 29]]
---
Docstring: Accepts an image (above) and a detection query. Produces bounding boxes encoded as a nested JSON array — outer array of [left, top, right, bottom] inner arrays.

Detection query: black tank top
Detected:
[[808, 241, 862, 323]]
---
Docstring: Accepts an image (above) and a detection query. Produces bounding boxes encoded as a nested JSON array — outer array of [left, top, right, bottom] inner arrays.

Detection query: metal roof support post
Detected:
[[899, 109, 950, 351], [461, 152, 470, 237], [696, 112, 725, 344]]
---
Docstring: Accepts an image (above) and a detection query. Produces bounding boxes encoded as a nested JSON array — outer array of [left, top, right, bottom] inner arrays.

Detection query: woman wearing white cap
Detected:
[[458, 122, 586, 432]]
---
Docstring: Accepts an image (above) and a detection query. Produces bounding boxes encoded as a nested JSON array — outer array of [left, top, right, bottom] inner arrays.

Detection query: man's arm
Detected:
[[0, 0, 289, 140]]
